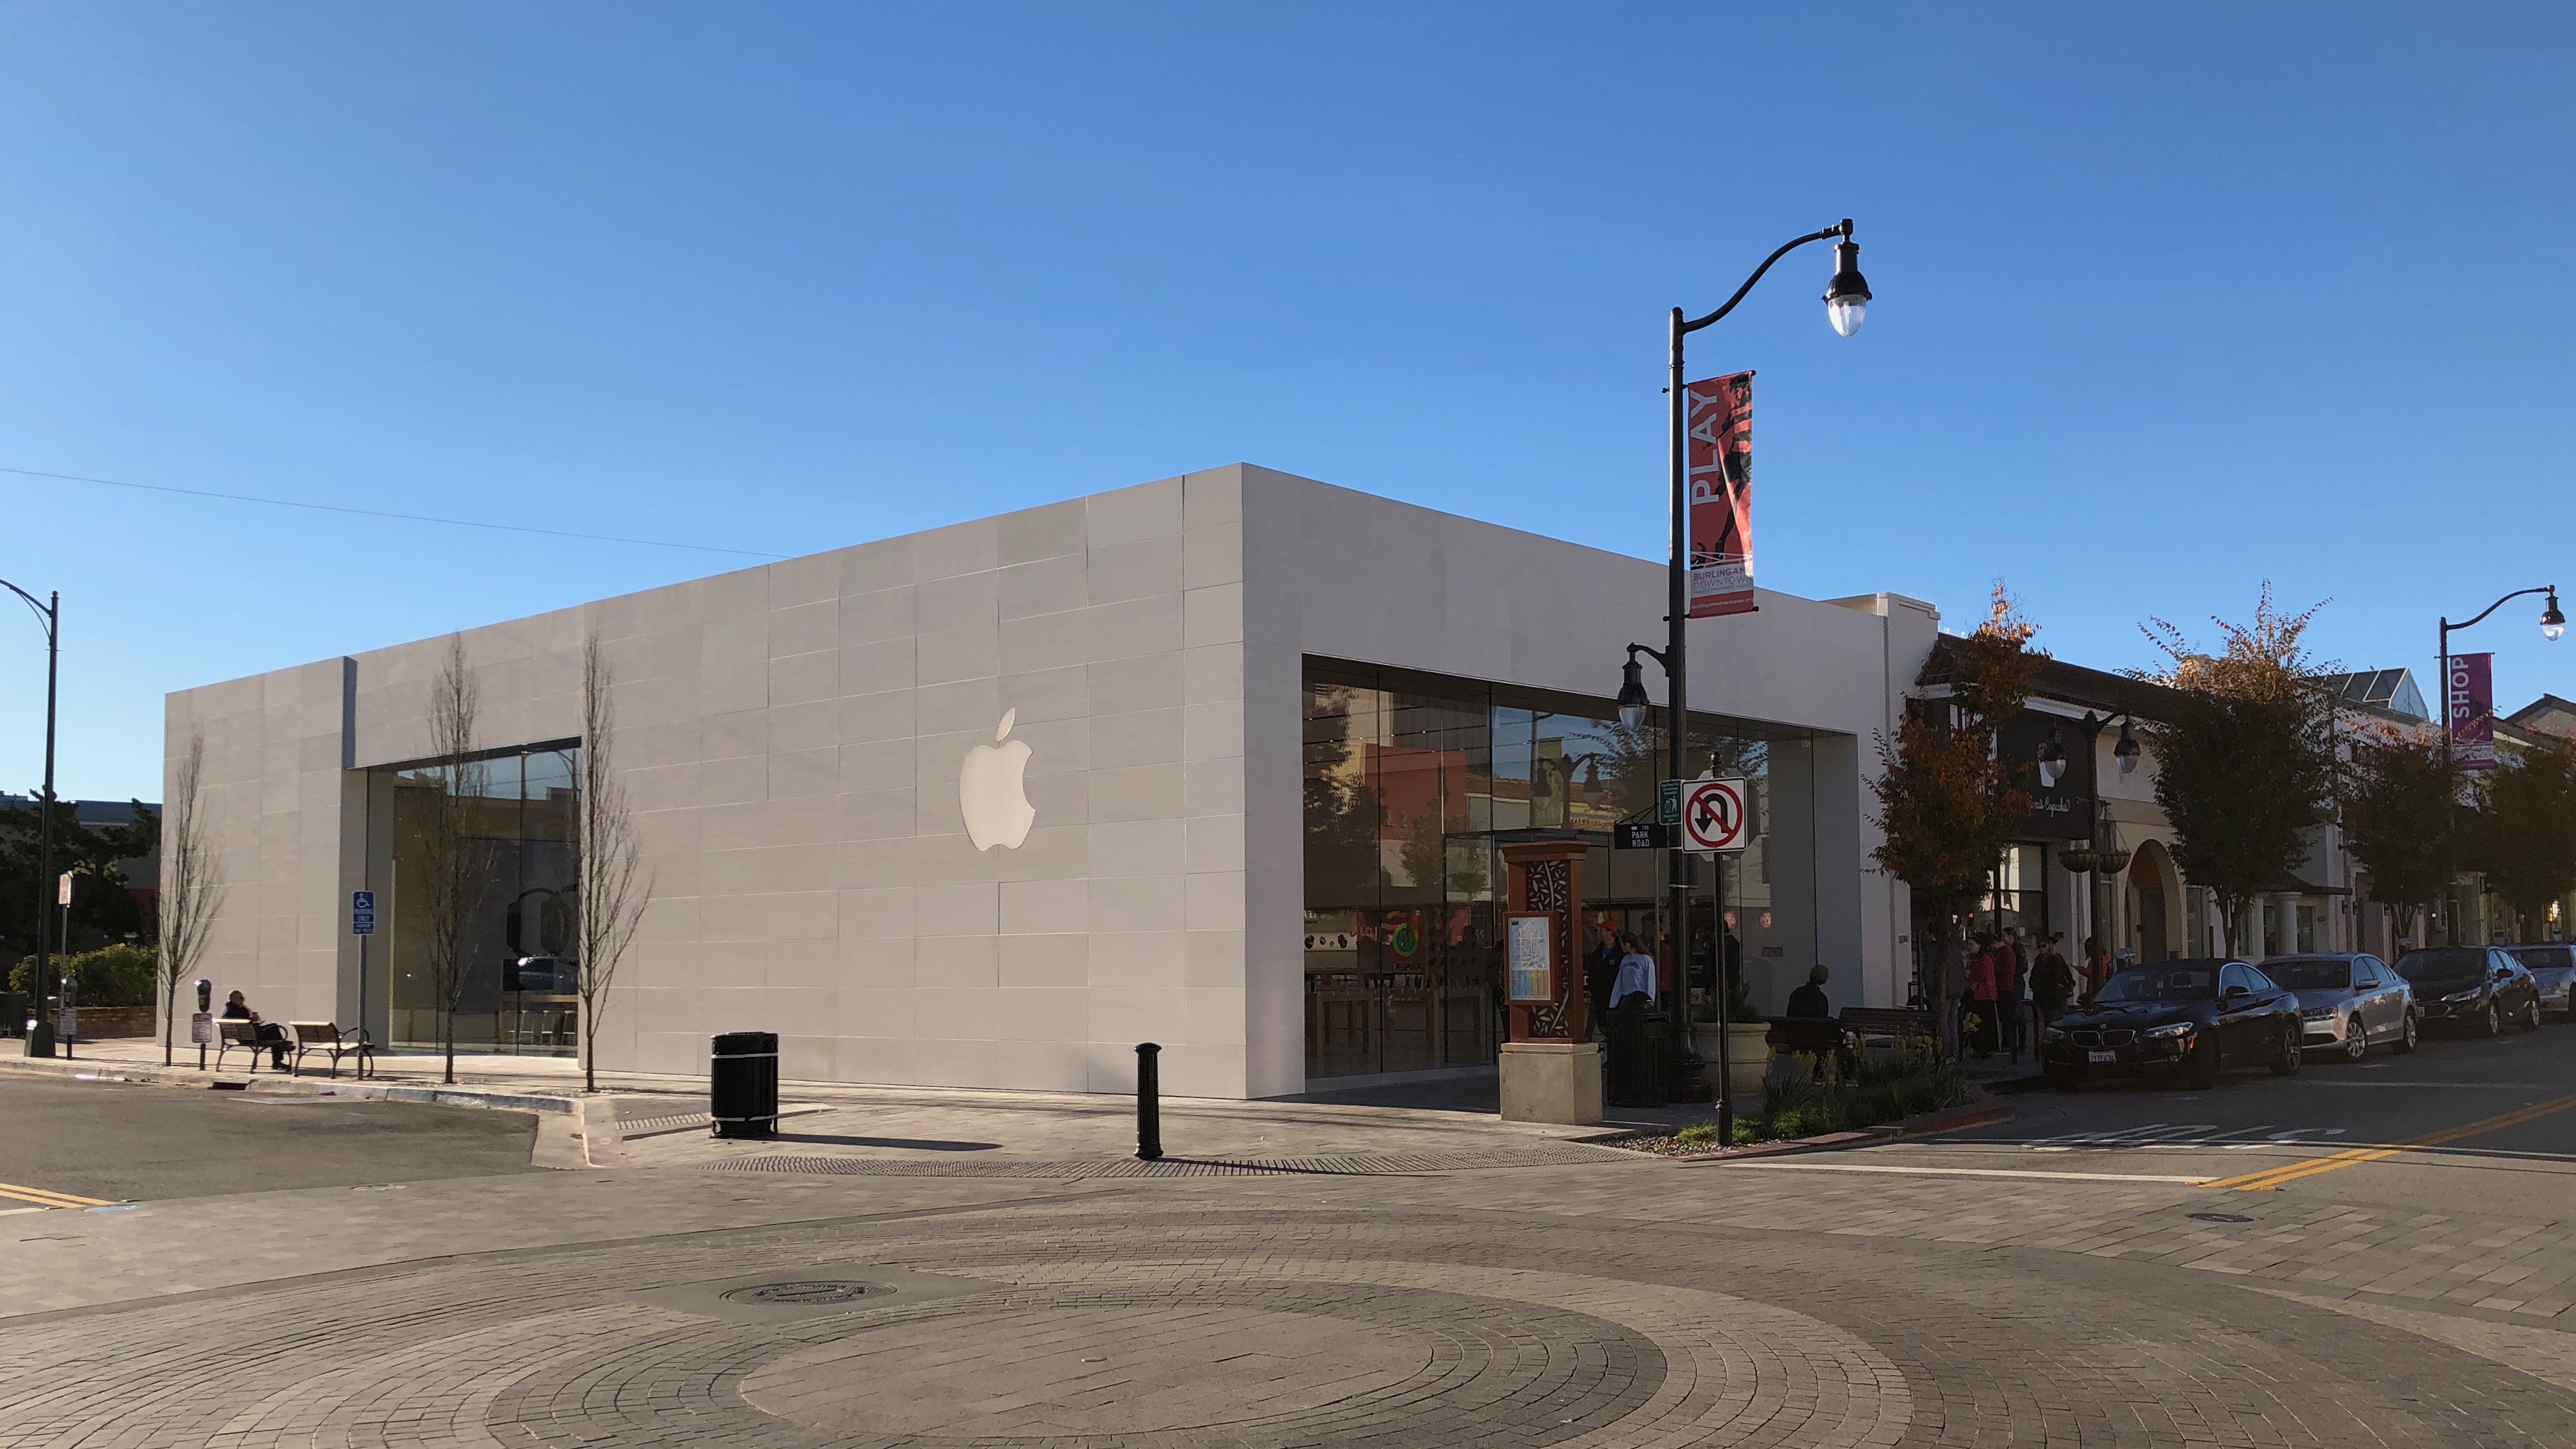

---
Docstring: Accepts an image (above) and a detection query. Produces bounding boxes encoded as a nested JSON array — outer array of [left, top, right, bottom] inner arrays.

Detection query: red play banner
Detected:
[[1685, 371, 1755, 618]]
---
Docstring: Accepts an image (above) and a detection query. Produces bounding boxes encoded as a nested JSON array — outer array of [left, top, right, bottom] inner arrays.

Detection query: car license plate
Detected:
[[2088, 1049, 2117, 1064]]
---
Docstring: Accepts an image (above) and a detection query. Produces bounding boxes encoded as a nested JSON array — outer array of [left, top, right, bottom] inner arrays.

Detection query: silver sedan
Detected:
[[2507, 944, 2576, 1020], [2260, 953, 2418, 1061]]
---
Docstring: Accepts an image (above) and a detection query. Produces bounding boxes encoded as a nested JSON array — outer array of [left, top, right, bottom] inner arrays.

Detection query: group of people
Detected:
[[1584, 929, 1665, 1034], [1947, 926, 2113, 1059]]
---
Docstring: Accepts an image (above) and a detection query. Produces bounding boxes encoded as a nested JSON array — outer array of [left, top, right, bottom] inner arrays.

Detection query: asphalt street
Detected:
[[1877, 1014, 2576, 1217], [0, 1071, 540, 1204]]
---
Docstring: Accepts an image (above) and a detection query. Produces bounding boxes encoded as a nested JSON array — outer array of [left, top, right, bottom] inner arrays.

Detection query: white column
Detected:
[[2266, 892, 2300, 959]]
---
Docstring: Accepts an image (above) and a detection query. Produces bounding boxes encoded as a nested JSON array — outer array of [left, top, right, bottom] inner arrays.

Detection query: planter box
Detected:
[[1691, 1023, 1773, 1101]]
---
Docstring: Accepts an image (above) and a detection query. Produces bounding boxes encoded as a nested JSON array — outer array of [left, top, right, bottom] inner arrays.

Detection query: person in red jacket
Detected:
[[1964, 934, 1999, 1059]]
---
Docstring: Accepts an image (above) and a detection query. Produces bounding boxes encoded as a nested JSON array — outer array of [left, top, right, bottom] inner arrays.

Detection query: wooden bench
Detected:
[[1768, 1016, 1855, 1080], [1840, 1006, 1937, 1049], [289, 1022, 376, 1080], [214, 1019, 284, 1073]]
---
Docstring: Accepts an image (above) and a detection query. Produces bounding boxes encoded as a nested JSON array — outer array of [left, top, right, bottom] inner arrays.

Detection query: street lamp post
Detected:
[[1620, 220, 1871, 1146], [0, 580, 58, 1046], [2435, 585, 2561, 944]]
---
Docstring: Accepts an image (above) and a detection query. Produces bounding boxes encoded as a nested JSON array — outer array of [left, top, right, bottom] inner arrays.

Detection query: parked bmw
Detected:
[[2260, 953, 2418, 1061], [2394, 947, 2545, 1036], [2503, 944, 2576, 1021], [2042, 959, 2303, 1090]]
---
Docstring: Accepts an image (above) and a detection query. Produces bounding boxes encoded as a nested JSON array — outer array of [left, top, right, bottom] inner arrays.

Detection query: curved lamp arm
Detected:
[[2445, 584, 2558, 634], [0, 578, 54, 641], [1681, 220, 1852, 335]]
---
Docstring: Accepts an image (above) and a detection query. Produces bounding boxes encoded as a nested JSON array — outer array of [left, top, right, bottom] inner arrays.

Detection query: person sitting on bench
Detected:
[[222, 991, 290, 1071]]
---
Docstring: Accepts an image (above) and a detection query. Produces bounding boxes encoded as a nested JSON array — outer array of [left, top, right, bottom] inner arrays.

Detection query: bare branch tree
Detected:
[[574, 633, 651, 1094], [421, 635, 488, 1086], [156, 725, 226, 1067]]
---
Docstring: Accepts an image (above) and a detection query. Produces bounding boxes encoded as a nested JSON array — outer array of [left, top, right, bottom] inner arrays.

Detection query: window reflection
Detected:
[[1304, 659, 1816, 1081], [373, 743, 581, 1056]]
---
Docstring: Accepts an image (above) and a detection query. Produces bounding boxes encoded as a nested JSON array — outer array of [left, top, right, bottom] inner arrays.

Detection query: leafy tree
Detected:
[[1872, 587, 2043, 977], [2139, 586, 2337, 956], [2477, 735, 2576, 940], [2342, 731, 2459, 946], [0, 795, 158, 962]]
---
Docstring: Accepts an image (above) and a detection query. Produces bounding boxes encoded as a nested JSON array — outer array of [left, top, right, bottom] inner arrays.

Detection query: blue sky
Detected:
[[3, 4, 2571, 801]]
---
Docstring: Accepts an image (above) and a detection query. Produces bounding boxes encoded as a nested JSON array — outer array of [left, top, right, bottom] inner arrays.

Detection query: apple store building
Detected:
[[170, 465, 1939, 1100]]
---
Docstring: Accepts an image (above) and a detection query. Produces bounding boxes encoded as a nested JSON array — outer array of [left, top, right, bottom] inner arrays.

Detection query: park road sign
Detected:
[[1679, 777, 1751, 853]]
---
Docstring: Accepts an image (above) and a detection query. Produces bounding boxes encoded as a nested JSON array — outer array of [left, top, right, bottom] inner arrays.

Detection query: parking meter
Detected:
[[196, 979, 212, 1013]]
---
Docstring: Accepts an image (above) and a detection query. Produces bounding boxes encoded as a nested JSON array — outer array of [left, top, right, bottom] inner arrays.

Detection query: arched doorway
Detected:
[[2124, 840, 2186, 962]]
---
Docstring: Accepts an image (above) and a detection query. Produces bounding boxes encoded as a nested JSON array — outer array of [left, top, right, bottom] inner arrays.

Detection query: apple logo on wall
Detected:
[[959, 708, 1037, 851]]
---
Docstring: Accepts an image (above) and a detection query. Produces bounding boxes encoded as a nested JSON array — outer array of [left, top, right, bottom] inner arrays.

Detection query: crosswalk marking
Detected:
[[2017, 1124, 2349, 1151]]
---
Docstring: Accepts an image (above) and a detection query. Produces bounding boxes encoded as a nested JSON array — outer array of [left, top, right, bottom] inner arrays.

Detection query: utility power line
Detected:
[[0, 464, 792, 561]]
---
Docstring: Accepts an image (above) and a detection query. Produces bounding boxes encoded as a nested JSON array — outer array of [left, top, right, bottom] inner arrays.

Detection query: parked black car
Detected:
[[2395, 947, 2544, 1035], [2503, 944, 2576, 1021], [2041, 958, 2303, 1090]]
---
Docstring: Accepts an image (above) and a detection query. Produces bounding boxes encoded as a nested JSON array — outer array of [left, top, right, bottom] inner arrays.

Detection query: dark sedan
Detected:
[[2396, 947, 2545, 1035], [2041, 958, 2304, 1090], [2504, 944, 2576, 1021]]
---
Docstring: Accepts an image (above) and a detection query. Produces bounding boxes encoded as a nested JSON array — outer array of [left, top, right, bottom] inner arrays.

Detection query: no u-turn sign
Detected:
[[1678, 777, 1751, 853]]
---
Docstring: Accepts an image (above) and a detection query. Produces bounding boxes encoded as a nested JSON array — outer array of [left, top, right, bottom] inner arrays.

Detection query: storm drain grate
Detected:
[[709, 1145, 1618, 1179], [2187, 1212, 2256, 1224], [720, 1280, 881, 1306]]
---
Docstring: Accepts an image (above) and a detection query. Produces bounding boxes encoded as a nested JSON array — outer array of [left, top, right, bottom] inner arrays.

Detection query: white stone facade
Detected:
[[169, 465, 1938, 1099]]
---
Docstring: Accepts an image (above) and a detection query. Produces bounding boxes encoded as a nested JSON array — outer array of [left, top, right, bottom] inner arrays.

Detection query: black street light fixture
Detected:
[[0, 578, 58, 1049], [1621, 219, 1870, 1145], [2438, 585, 2562, 775], [2036, 728, 2068, 790], [2113, 717, 2142, 775]]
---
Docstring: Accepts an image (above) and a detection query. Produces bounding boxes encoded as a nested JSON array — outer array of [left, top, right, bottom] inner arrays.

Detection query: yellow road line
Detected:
[[2200, 1091, 2576, 1192], [0, 1179, 114, 1210]]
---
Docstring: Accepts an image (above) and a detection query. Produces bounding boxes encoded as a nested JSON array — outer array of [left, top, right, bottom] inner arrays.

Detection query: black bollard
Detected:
[[1135, 1041, 1162, 1161]]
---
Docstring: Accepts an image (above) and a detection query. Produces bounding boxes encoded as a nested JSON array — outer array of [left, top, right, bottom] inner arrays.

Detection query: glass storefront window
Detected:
[[1975, 843, 2050, 942], [1304, 658, 1819, 1081], [370, 742, 581, 1056]]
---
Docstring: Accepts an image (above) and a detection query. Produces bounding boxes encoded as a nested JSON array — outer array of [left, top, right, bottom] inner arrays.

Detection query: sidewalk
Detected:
[[1, 1035, 1633, 1171]]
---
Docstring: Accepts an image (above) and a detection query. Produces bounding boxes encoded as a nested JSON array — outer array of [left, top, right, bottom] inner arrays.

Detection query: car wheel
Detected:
[[2185, 1036, 2221, 1090], [2522, 995, 2545, 1032], [2392, 1012, 2418, 1054], [2342, 1016, 2369, 1062], [2481, 1002, 2501, 1038], [2270, 1023, 2302, 1077]]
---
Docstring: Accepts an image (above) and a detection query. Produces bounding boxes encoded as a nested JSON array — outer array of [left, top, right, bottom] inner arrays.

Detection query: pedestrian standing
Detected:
[[2082, 936, 2112, 997], [1965, 934, 1999, 1058], [1938, 931, 1969, 1060], [1997, 927, 2026, 1055], [2032, 939, 2076, 1027]]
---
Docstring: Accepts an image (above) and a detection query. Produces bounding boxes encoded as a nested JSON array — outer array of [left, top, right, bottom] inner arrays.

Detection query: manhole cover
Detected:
[[721, 1280, 880, 1306], [2187, 1212, 2254, 1224]]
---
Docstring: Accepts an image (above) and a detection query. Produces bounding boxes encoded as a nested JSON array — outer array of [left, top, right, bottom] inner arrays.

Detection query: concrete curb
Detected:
[[0, 1054, 578, 1115], [1667, 1091, 2012, 1166]]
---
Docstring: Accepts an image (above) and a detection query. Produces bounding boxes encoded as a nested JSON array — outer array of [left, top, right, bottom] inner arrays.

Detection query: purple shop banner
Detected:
[[2449, 651, 2497, 772]]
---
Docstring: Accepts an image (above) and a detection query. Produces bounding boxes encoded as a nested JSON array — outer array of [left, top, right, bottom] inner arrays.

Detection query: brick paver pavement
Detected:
[[5, 1147, 2576, 1447]]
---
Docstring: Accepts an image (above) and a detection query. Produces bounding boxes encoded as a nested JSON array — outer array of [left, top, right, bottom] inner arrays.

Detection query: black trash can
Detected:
[[710, 1030, 778, 1138], [1604, 1006, 1670, 1108]]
